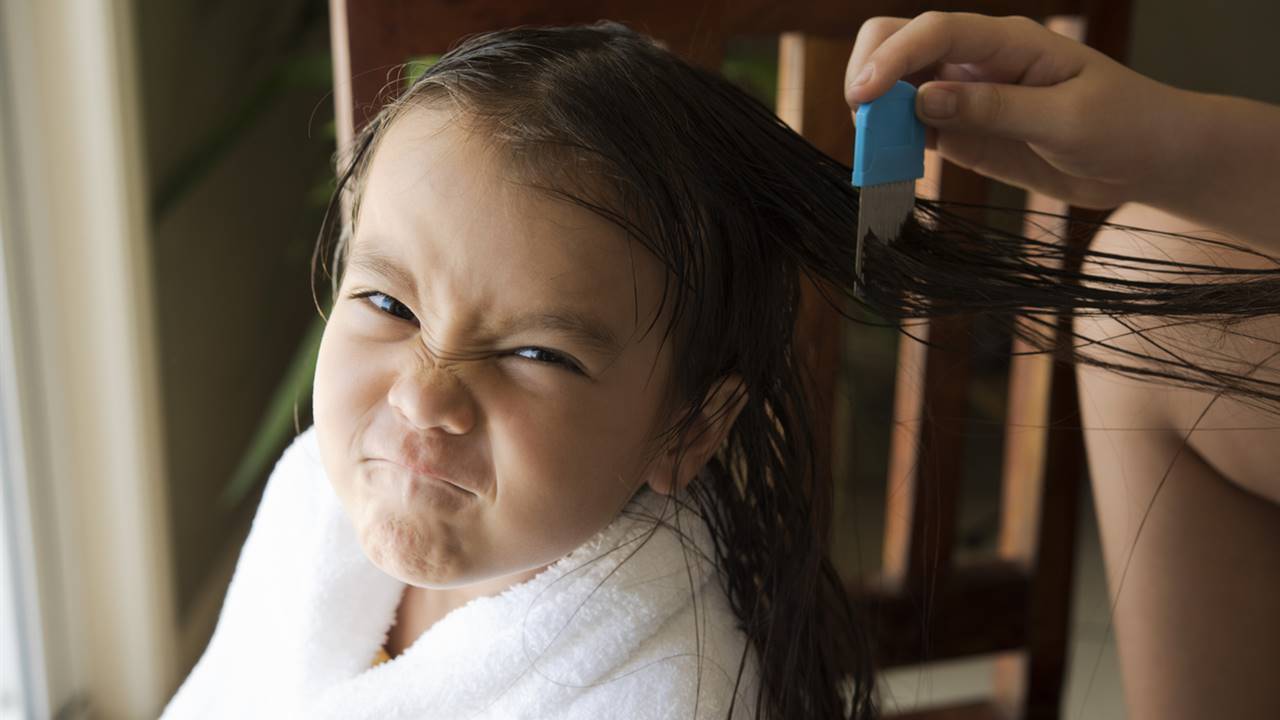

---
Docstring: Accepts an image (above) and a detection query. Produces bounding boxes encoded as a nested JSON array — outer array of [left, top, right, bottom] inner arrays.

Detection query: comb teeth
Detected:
[[855, 180, 915, 287], [859, 180, 915, 243]]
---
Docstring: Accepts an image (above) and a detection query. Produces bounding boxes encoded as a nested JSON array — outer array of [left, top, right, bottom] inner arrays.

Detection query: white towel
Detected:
[[160, 425, 761, 719]]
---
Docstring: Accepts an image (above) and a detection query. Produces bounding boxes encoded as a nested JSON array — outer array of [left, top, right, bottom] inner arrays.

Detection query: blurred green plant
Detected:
[[721, 37, 779, 105], [406, 55, 442, 85], [219, 306, 327, 509], [152, 55, 333, 221], [149, 41, 332, 511]]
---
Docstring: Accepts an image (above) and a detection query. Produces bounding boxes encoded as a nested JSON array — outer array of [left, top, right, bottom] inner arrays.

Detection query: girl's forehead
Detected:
[[352, 106, 675, 346], [364, 107, 609, 254], [368, 108, 509, 215]]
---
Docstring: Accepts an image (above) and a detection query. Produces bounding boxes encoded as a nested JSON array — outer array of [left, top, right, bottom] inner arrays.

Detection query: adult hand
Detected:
[[844, 11, 1193, 210]]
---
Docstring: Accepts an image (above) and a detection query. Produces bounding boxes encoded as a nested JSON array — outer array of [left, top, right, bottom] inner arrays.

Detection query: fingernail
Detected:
[[921, 87, 956, 119], [849, 64, 873, 88]]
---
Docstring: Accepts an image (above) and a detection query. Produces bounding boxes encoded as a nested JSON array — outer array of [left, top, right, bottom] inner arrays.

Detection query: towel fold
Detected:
[[161, 425, 760, 719]]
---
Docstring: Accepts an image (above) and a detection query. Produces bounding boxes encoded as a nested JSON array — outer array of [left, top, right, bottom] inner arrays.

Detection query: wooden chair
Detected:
[[328, 2, 1133, 718]]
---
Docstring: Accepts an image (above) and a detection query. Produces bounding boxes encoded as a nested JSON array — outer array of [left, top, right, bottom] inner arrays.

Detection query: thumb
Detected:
[[916, 80, 1069, 146]]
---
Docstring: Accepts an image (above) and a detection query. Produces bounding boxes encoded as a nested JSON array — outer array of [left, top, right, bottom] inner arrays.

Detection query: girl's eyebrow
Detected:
[[491, 309, 624, 361], [347, 248, 419, 296], [346, 247, 624, 360]]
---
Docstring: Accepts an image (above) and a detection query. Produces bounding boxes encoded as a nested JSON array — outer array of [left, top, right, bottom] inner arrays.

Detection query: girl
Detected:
[[163, 15, 1279, 720]]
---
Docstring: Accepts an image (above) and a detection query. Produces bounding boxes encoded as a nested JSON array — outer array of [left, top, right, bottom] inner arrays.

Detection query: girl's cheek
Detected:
[[314, 312, 392, 435]]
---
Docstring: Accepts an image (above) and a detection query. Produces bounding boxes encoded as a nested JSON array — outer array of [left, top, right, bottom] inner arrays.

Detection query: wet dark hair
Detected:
[[311, 20, 1280, 720]]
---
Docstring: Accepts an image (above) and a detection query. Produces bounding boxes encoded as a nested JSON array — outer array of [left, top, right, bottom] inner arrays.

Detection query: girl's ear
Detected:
[[646, 373, 748, 496]]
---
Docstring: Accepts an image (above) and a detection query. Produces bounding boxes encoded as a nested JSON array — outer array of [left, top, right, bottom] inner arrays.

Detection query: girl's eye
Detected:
[[512, 347, 581, 374], [350, 290, 417, 323], [346, 290, 583, 375]]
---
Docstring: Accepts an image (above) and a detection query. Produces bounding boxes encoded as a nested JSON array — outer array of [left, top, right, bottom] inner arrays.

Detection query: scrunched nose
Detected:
[[386, 356, 476, 434]]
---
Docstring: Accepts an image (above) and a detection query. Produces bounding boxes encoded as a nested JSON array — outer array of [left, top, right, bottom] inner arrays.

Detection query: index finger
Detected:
[[845, 12, 1056, 103], [844, 16, 909, 102]]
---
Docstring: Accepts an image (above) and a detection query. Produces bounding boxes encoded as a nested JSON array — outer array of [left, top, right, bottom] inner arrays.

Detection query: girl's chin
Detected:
[[353, 508, 477, 582]]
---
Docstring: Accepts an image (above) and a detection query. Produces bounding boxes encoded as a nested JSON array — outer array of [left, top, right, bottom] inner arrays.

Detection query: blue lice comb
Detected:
[[852, 80, 926, 294]]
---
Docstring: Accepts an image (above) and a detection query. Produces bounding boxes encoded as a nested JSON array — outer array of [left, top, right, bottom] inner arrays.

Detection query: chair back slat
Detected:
[[775, 32, 855, 511], [992, 190, 1077, 718], [881, 154, 986, 593]]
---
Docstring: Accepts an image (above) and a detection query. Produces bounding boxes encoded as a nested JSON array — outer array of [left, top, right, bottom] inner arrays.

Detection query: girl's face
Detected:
[[313, 106, 681, 590]]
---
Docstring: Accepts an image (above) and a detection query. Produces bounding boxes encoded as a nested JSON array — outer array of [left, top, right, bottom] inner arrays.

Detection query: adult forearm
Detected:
[[1141, 89, 1280, 257]]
